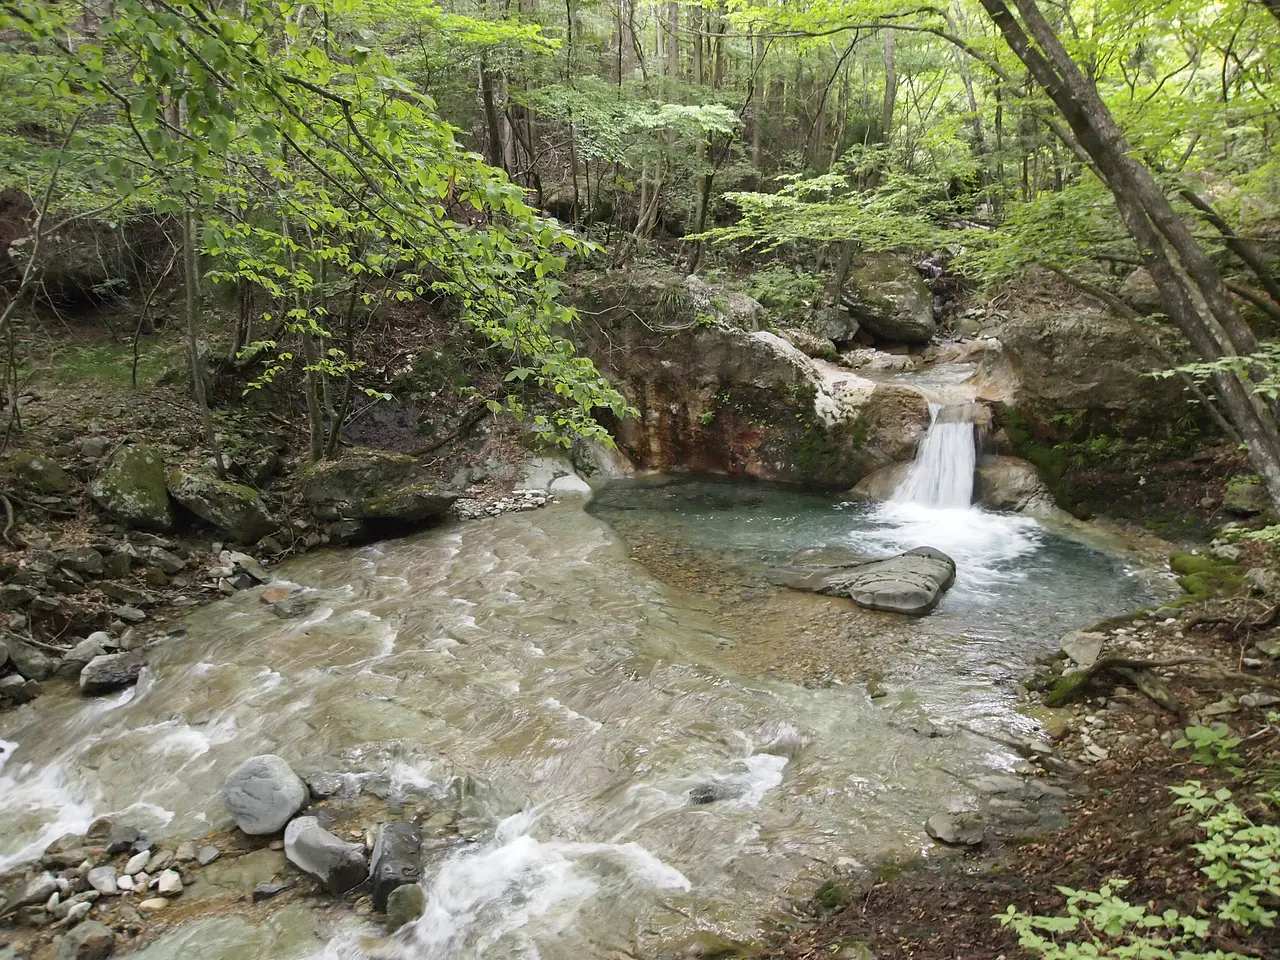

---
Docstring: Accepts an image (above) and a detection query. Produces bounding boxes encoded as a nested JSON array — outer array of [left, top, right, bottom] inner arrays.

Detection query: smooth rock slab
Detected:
[[772, 547, 956, 616], [283, 816, 368, 895], [224, 755, 307, 835]]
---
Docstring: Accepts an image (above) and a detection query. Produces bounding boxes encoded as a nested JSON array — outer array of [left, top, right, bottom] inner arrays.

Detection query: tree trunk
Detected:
[[880, 29, 897, 142], [977, 0, 1280, 509], [182, 208, 226, 477], [479, 61, 505, 170]]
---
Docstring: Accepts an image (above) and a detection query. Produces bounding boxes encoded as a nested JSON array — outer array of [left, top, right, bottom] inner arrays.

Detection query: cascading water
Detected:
[[892, 403, 982, 508]]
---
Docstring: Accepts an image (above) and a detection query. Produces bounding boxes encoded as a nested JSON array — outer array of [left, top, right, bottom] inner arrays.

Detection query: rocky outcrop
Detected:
[[165, 467, 278, 543], [772, 547, 957, 616], [841, 254, 936, 345], [90, 445, 176, 532], [302, 449, 457, 541], [1224, 475, 1271, 515], [976, 304, 1189, 435], [569, 272, 930, 487], [223, 755, 308, 835]]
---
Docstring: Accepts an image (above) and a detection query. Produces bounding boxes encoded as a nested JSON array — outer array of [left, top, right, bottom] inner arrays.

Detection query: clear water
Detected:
[[0, 484, 1157, 959]]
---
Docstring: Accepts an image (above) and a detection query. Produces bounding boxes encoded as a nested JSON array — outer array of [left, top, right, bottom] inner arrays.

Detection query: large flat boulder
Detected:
[[90, 445, 175, 532], [166, 467, 278, 543], [773, 547, 957, 616], [569, 272, 930, 487]]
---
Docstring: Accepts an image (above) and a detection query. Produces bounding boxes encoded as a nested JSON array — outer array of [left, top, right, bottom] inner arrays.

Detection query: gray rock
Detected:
[[65, 636, 108, 666], [252, 879, 294, 902], [60, 547, 105, 578], [62, 901, 92, 925], [90, 445, 176, 532], [196, 844, 220, 865], [924, 812, 985, 846], [773, 547, 956, 616], [7, 451, 73, 495], [4, 872, 58, 913], [224, 755, 307, 835], [165, 467, 278, 543], [371, 821, 421, 911], [1059, 631, 1106, 669], [86, 866, 118, 895], [1119, 267, 1163, 315], [104, 824, 140, 854], [0, 584, 37, 611], [80, 437, 109, 459], [147, 547, 186, 575], [112, 605, 146, 624], [124, 850, 151, 875], [973, 455, 1060, 516], [306, 773, 346, 800], [79, 651, 144, 695], [358, 483, 458, 525], [386, 883, 426, 931], [55, 920, 115, 960], [1224, 476, 1271, 516], [840, 254, 936, 345], [283, 816, 369, 894], [156, 869, 182, 896], [3, 638, 55, 680], [548, 473, 592, 498]]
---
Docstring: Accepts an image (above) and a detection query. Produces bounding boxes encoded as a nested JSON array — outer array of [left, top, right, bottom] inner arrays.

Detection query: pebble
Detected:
[[138, 897, 168, 912], [117, 875, 134, 891], [147, 849, 174, 873], [134, 871, 149, 887], [156, 870, 183, 896], [175, 841, 197, 863], [63, 900, 92, 924]]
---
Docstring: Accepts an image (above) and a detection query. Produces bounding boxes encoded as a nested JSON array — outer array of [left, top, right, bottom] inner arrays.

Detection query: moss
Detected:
[[793, 417, 858, 485], [1169, 551, 1244, 602], [1044, 670, 1092, 707], [814, 880, 847, 911]]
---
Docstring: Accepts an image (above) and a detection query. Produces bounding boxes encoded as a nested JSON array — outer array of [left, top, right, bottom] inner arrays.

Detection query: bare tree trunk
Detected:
[[479, 60, 505, 170], [182, 208, 226, 477], [880, 29, 897, 142]]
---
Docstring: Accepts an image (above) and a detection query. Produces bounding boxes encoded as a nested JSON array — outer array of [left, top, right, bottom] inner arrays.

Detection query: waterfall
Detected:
[[892, 403, 980, 508]]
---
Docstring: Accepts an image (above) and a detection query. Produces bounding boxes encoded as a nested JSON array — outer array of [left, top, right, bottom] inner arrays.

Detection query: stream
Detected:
[[0, 479, 1159, 959]]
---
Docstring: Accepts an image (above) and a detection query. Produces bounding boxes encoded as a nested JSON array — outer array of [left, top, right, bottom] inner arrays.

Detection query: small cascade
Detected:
[[892, 403, 982, 508]]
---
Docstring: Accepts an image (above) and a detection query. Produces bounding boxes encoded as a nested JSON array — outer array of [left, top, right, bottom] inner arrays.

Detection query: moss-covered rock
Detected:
[[4, 450, 73, 495], [1169, 551, 1244, 603], [302, 450, 456, 537], [90, 444, 175, 531], [841, 253, 936, 345], [302, 449, 418, 513], [1223, 475, 1270, 516], [165, 467, 278, 543], [360, 483, 457, 524]]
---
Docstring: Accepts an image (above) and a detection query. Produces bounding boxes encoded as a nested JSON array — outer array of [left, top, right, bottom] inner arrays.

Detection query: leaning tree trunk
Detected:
[[977, 0, 1280, 510]]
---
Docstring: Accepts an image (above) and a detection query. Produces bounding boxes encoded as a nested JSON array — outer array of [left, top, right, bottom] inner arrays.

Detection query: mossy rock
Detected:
[[302, 449, 419, 510], [359, 482, 457, 523], [1169, 551, 1244, 603], [1224, 475, 1270, 516], [4, 450, 73, 495], [166, 467, 277, 543], [1044, 670, 1092, 707], [90, 444, 176, 531], [813, 880, 848, 911]]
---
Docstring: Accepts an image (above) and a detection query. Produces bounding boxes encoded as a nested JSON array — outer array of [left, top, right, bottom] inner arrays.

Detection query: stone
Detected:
[[1224, 476, 1271, 516], [4, 872, 58, 912], [62, 901, 92, 924], [306, 772, 345, 800], [65, 635, 109, 666], [370, 821, 421, 911], [90, 445, 176, 531], [79, 652, 145, 695], [302, 450, 418, 515], [0, 583, 37, 611], [165, 467, 278, 543], [138, 897, 168, 912], [55, 920, 115, 960], [123, 850, 150, 875], [196, 844, 221, 866], [385, 883, 426, 931], [252, 880, 294, 903], [973, 455, 1061, 516], [174, 842, 197, 863], [223, 755, 307, 835], [86, 866, 118, 895], [358, 483, 458, 525], [924, 812, 985, 846], [568, 271, 931, 487], [226, 551, 268, 582], [1119, 267, 1163, 315], [548, 473, 592, 497], [6, 451, 73, 495], [1059, 631, 1106, 668], [772, 547, 957, 616], [778, 327, 838, 359], [283, 816, 369, 895], [60, 547, 105, 578], [146, 850, 174, 873], [80, 437, 109, 459], [260, 585, 292, 605], [156, 869, 182, 896], [116, 874, 135, 891], [147, 547, 186, 575], [3, 638, 55, 680], [840, 253, 937, 345]]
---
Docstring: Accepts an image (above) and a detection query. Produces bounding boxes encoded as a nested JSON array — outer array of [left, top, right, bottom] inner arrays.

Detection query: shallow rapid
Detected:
[[0, 483, 1158, 959]]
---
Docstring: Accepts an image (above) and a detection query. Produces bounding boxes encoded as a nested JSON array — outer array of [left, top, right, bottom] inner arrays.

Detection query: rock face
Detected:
[[840, 254, 936, 345], [90, 445, 175, 531], [79, 651, 145, 695], [773, 547, 957, 616], [223, 755, 308, 835], [165, 468, 278, 543], [569, 272, 930, 487], [283, 816, 369, 894], [371, 820, 422, 911], [302, 450, 457, 540], [977, 305, 1189, 435]]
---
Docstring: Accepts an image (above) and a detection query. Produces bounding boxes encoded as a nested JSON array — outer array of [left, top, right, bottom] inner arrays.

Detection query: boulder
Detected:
[[65, 635, 109, 667], [55, 920, 116, 960], [924, 812, 985, 846], [8, 219, 134, 304], [848, 462, 911, 501], [91, 445, 175, 532], [79, 652, 144, 695], [772, 547, 957, 616], [778, 327, 838, 359], [1119, 267, 1162, 315], [358, 483, 457, 524], [3, 638, 55, 680], [60, 547, 105, 578], [5, 451, 72, 495], [386, 883, 426, 931], [165, 468, 278, 543], [1224, 476, 1271, 515], [302, 451, 457, 535], [977, 303, 1189, 435], [283, 816, 369, 895], [840, 254, 936, 345], [569, 271, 931, 487], [1059, 630, 1105, 668], [371, 821, 421, 911], [973, 455, 1059, 516], [302, 449, 418, 511], [223, 755, 307, 835]]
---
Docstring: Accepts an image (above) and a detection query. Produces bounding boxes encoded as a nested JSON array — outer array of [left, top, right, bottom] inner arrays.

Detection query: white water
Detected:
[[893, 403, 979, 508]]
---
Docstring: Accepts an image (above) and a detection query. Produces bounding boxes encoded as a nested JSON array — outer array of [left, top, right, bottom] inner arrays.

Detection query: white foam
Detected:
[[893, 404, 977, 508]]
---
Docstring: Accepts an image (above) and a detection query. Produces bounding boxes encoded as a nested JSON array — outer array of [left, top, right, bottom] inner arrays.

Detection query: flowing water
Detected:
[[892, 404, 980, 509], [0, 470, 1160, 959]]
